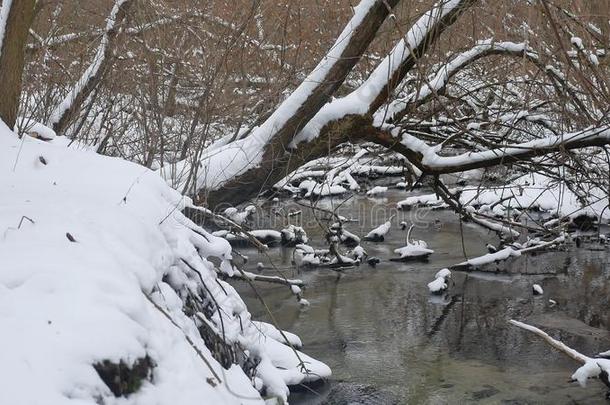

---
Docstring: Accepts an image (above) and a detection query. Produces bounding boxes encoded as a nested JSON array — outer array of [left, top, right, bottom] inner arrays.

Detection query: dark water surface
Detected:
[[232, 189, 610, 404]]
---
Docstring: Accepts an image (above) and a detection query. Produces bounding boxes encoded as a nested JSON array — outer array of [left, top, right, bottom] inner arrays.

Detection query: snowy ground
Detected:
[[0, 123, 328, 405]]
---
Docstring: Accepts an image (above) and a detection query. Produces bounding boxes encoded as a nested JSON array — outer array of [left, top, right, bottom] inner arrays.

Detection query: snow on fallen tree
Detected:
[[0, 123, 329, 404]]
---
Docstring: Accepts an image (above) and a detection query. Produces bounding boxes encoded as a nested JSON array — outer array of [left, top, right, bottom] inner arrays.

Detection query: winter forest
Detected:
[[2, 0, 610, 403]]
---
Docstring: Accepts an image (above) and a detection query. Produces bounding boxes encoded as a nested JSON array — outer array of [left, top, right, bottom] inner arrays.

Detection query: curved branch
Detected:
[[372, 124, 610, 175], [383, 39, 591, 125]]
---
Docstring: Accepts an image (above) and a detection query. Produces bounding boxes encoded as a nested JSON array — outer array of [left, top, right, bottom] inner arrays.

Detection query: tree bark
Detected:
[[0, 0, 36, 128]]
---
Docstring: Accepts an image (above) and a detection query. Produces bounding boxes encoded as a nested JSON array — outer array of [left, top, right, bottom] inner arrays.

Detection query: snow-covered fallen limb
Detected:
[[451, 235, 566, 271], [212, 229, 282, 247], [186, 205, 270, 251], [366, 185, 388, 196], [227, 270, 305, 288], [452, 247, 521, 270], [397, 193, 449, 210], [509, 320, 610, 392], [469, 211, 520, 238]]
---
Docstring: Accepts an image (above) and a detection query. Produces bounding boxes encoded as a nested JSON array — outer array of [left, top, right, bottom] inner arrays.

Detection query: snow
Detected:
[[223, 204, 256, 225], [365, 221, 391, 240], [457, 247, 521, 268], [571, 36, 584, 50], [16, 117, 57, 141], [435, 268, 451, 279], [397, 172, 610, 223], [366, 185, 388, 196], [300, 181, 347, 198], [351, 245, 367, 260], [0, 122, 329, 404], [394, 241, 434, 259], [281, 224, 308, 245], [572, 360, 608, 387], [250, 229, 282, 242], [427, 277, 447, 293]]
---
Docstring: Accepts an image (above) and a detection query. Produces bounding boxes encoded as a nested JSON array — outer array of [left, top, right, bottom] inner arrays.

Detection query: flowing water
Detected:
[[231, 189, 610, 404]]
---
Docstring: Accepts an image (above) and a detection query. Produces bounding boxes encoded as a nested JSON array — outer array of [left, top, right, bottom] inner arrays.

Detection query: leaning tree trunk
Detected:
[[200, 0, 475, 210], [0, 0, 37, 128]]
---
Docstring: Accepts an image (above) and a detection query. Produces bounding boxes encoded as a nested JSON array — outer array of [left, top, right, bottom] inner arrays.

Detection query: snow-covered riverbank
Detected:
[[0, 124, 329, 405]]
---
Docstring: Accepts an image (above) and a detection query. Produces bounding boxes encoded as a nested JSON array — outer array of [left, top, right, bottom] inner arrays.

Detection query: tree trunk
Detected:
[[201, 0, 475, 210], [0, 0, 36, 128]]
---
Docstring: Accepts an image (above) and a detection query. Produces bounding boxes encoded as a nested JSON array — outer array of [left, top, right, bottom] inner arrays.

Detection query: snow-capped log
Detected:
[[48, 0, 134, 135], [339, 228, 361, 247], [0, 0, 36, 128], [187, 0, 474, 211], [15, 117, 57, 141], [364, 220, 392, 241], [0, 124, 330, 404]]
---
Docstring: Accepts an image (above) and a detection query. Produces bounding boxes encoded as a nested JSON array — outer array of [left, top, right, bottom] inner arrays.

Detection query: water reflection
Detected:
[[232, 190, 610, 404]]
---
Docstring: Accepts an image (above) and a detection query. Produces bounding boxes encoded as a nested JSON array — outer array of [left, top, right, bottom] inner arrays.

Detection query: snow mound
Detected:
[[0, 124, 329, 404]]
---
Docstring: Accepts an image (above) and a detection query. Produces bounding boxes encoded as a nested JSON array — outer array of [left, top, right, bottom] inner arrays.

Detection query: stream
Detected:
[[232, 189, 610, 404]]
